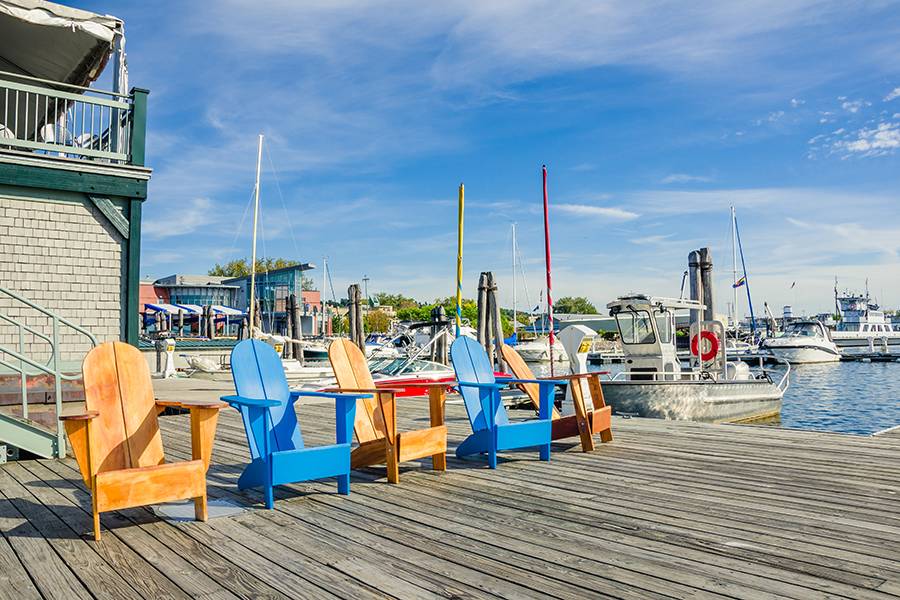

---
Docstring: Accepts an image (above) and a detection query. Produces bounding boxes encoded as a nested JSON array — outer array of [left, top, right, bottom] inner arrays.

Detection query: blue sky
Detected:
[[76, 1, 900, 316]]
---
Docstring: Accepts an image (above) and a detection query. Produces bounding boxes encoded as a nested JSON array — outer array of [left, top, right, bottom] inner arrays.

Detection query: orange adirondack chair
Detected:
[[500, 344, 612, 451], [327, 339, 448, 483], [61, 341, 224, 541]]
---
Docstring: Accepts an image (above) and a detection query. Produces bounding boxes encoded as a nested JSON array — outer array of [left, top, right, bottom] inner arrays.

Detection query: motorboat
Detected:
[[830, 286, 900, 348], [761, 320, 841, 364], [599, 294, 787, 423], [513, 336, 568, 363]]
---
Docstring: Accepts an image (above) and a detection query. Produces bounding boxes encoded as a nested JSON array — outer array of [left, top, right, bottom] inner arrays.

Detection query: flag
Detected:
[[732, 276, 746, 288], [790, 281, 796, 289]]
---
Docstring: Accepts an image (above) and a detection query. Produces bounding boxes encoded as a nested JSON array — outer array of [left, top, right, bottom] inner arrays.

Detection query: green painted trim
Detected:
[[0, 162, 146, 199], [125, 199, 142, 346], [88, 195, 130, 239], [130, 88, 149, 167]]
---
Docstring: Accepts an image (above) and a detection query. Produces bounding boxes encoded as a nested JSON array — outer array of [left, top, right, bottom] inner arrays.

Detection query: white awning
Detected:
[[211, 305, 245, 316], [144, 303, 190, 315], [0, 0, 123, 86]]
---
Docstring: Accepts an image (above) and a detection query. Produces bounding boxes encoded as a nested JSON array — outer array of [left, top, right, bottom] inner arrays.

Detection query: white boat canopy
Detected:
[[144, 303, 198, 315], [0, 0, 123, 86]]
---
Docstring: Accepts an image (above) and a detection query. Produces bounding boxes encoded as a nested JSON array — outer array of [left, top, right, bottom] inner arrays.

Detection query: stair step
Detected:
[[0, 412, 59, 459]]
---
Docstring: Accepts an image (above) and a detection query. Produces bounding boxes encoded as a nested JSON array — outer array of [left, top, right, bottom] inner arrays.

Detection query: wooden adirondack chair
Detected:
[[450, 336, 563, 468], [222, 340, 370, 508], [61, 341, 224, 542], [500, 344, 613, 451], [327, 339, 447, 483]]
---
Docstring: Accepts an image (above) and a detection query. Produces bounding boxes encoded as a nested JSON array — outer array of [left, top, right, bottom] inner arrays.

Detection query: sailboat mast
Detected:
[[321, 257, 327, 336], [455, 183, 465, 337], [731, 206, 738, 331], [248, 134, 263, 336], [542, 165, 555, 376], [512, 222, 517, 337]]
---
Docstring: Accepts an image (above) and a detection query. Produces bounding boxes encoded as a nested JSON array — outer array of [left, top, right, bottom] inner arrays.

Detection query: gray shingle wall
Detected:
[[0, 195, 125, 363]]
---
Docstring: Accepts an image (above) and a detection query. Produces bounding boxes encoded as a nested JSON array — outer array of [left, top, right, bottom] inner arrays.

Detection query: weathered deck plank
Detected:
[[0, 393, 898, 599]]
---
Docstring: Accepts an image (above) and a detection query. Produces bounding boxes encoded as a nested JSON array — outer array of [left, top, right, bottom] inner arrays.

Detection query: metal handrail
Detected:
[[0, 70, 129, 98], [0, 286, 97, 458]]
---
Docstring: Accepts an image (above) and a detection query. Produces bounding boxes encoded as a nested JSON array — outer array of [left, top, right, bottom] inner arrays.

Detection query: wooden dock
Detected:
[[1, 394, 899, 599]]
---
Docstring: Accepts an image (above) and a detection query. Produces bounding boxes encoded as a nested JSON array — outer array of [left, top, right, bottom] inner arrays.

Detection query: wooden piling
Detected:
[[488, 273, 506, 371]]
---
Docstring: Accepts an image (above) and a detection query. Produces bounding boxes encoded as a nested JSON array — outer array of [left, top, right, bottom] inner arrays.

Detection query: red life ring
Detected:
[[690, 331, 720, 362]]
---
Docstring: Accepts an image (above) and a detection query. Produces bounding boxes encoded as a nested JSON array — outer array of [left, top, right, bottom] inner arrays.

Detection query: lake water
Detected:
[[768, 360, 900, 435], [532, 359, 900, 436]]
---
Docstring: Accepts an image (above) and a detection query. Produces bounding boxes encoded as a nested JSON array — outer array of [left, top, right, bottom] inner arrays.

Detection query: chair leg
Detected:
[[540, 442, 551, 462], [194, 494, 208, 521], [91, 483, 101, 542], [264, 483, 275, 509], [488, 445, 498, 469], [337, 473, 350, 495], [386, 439, 400, 484], [600, 428, 614, 443], [92, 508, 101, 542], [433, 451, 447, 472]]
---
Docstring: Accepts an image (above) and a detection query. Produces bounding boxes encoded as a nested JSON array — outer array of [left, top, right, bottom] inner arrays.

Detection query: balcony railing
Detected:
[[0, 71, 146, 166]]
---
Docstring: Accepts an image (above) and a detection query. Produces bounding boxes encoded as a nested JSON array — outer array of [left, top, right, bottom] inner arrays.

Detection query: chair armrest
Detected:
[[157, 400, 227, 410], [60, 411, 99, 421], [220, 394, 280, 408], [497, 377, 567, 386], [290, 391, 373, 401], [454, 381, 507, 390], [322, 387, 401, 395]]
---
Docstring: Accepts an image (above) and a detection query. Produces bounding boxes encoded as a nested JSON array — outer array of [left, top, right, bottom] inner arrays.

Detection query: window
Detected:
[[655, 311, 673, 344], [616, 310, 656, 344]]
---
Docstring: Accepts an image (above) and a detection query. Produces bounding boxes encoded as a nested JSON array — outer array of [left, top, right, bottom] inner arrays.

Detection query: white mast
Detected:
[[511, 223, 517, 337], [321, 256, 327, 336], [248, 134, 264, 336], [731, 205, 738, 331]]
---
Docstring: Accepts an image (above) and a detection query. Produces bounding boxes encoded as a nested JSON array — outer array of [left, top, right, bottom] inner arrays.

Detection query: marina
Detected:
[[0, 389, 898, 599], [0, 1, 899, 598]]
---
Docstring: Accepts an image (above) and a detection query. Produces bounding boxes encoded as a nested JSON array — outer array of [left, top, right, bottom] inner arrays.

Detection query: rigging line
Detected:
[[263, 141, 301, 260], [515, 236, 534, 312], [227, 185, 257, 259], [325, 262, 338, 303]]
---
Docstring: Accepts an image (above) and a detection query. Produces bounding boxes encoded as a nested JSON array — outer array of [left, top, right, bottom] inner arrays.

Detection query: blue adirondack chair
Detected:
[[450, 336, 564, 468], [221, 340, 371, 508]]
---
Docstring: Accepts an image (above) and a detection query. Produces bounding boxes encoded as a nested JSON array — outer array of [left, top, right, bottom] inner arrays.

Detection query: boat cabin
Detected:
[[780, 320, 833, 340], [607, 295, 701, 380]]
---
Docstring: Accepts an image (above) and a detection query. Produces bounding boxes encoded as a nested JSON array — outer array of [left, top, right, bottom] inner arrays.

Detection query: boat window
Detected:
[[863, 325, 869, 332], [616, 310, 656, 345], [784, 322, 821, 337], [655, 311, 673, 344]]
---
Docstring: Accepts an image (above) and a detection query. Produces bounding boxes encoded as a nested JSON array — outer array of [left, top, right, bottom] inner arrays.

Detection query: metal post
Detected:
[[18, 325, 26, 420], [699, 247, 715, 323], [52, 317, 64, 458]]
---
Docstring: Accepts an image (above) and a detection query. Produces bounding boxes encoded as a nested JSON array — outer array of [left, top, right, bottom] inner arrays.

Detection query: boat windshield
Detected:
[[655, 310, 673, 344], [783, 323, 821, 338], [370, 358, 448, 376], [616, 310, 656, 345]]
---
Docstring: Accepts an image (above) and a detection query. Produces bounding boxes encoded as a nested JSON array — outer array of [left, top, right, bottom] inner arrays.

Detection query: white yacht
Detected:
[[513, 336, 568, 363], [600, 295, 787, 423], [761, 320, 841, 364], [830, 288, 900, 348]]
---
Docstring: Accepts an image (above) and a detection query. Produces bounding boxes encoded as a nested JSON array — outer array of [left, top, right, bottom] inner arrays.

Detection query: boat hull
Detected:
[[765, 345, 840, 364], [602, 379, 783, 423]]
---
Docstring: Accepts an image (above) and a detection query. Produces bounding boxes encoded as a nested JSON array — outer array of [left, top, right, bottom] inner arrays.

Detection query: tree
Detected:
[[555, 296, 598, 314], [208, 257, 300, 278], [374, 293, 420, 310], [365, 309, 392, 333]]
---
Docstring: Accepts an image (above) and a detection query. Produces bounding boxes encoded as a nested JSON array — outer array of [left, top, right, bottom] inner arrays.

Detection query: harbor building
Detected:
[[0, 1, 149, 360]]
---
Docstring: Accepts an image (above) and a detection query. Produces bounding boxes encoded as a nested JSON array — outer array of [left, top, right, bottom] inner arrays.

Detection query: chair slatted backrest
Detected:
[[450, 336, 510, 432], [327, 339, 385, 443], [231, 340, 303, 458], [82, 341, 165, 474], [500, 345, 562, 419]]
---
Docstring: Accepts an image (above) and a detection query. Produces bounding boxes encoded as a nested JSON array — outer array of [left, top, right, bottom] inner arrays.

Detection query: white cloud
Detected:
[[884, 87, 900, 102], [790, 98, 805, 107], [143, 197, 218, 239], [556, 203, 639, 221], [840, 99, 869, 113], [630, 234, 674, 245], [661, 173, 713, 184], [833, 122, 900, 156]]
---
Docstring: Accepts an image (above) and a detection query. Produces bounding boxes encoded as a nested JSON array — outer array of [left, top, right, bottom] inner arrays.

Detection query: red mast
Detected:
[[542, 165, 555, 376]]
